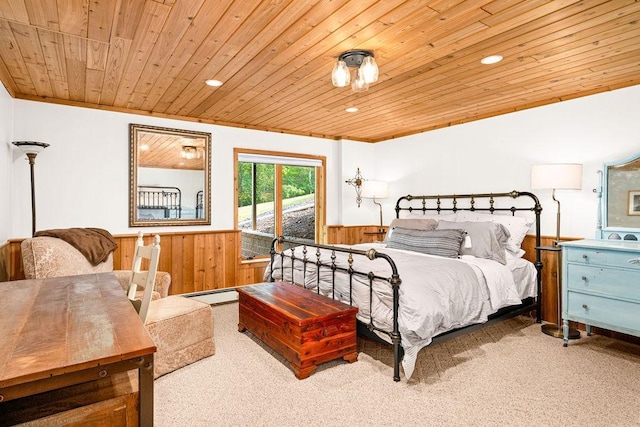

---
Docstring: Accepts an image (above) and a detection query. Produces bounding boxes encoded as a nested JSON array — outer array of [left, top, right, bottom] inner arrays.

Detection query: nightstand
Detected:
[[536, 245, 580, 339]]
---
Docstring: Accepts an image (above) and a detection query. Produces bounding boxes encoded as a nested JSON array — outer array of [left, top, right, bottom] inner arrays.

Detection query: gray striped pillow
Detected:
[[386, 227, 464, 258]]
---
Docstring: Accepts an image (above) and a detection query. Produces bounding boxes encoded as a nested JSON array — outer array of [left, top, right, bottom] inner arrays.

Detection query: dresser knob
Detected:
[[582, 254, 588, 259], [581, 276, 587, 281], [582, 304, 588, 309]]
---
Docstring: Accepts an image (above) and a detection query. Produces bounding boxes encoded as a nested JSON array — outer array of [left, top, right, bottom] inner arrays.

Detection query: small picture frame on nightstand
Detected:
[[628, 190, 640, 216]]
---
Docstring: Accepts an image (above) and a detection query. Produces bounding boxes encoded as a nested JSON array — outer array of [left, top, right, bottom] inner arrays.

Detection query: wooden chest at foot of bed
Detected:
[[237, 281, 359, 379]]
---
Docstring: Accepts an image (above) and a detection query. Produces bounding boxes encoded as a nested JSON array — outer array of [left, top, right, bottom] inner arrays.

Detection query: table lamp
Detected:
[[531, 163, 583, 246], [361, 180, 388, 233]]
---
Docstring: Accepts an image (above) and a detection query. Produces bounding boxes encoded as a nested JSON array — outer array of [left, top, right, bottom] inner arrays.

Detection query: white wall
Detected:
[[0, 85, 13, 243], [9, 100, 346, 238], [5, 84, 640, 241], [364, 85, 640, 240]]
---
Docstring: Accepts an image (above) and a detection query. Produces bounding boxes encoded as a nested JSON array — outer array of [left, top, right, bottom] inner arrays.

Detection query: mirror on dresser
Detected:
[[597, 152, 640, 240]]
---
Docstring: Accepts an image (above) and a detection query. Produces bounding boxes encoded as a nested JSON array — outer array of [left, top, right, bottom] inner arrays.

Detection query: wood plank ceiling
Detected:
[[0, 0, 638, 143]]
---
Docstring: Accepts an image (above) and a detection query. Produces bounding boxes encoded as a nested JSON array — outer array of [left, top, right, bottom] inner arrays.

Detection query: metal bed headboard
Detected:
[[395, 190, 543, 322]]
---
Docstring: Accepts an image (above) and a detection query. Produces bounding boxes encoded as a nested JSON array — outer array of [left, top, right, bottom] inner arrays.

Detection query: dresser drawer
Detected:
[[566, 264, 640, 301], [566, 247, 640, 270], [566, 292, 640, 336]]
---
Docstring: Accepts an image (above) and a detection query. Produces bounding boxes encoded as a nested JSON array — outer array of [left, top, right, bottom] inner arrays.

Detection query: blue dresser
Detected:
[[561, 239, 640, 346]]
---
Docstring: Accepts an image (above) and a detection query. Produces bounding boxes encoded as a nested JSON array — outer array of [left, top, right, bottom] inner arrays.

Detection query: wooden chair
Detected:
[[128, 232, 161, 322]]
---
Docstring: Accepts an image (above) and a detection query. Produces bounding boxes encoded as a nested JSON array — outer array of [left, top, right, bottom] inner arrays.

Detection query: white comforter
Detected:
[[265, 243, 523, 379]]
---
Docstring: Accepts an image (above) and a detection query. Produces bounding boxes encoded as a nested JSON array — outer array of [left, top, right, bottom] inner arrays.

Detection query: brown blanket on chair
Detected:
[[34, 228, 118, 266]]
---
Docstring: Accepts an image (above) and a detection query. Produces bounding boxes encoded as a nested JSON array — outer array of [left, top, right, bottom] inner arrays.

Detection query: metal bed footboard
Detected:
[[268, 237, 403, 381]]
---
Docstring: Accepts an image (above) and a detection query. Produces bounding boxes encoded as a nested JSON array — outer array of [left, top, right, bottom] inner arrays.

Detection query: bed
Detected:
[[137, 185, 182, 220], [265, 191, 542, 381]]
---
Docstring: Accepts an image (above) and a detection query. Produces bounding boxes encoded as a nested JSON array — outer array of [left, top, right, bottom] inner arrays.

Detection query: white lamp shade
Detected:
[[361, 180, 388, 199], [531, 164, 583, 190], [12, 141, 50, 155]]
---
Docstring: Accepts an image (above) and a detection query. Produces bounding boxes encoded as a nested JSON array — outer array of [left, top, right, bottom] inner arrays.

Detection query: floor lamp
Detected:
[[531, 163, 582, 339], [361, 180, 388, 233], [13, 141, 50, 237]]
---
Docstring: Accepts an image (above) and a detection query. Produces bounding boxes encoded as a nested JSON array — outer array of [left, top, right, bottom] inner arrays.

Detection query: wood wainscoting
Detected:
[[3, 230, 268, 294], [1, 226, 567, 324]]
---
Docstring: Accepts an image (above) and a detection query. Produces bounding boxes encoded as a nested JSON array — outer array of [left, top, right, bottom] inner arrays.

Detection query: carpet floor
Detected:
[[155, 302, 640, 427]]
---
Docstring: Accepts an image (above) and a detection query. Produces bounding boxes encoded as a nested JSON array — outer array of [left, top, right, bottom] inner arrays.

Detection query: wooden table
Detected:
[[0, 273, 156, 426]]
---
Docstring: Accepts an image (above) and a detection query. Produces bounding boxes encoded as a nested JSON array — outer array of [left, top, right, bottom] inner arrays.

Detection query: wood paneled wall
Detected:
[[3, 230, 269, 294], [0, 226, 573, 324], [4, 226, 637, 344]]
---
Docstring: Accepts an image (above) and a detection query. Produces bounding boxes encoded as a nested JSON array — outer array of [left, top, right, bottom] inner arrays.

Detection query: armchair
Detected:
[[20, 236, 171, 299]]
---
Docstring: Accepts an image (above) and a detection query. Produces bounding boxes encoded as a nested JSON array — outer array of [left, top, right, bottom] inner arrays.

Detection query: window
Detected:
[[235, 149, 326, 259]]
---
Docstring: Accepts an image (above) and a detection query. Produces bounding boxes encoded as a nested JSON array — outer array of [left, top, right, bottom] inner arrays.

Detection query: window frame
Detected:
[[234, 148, 326, 260]]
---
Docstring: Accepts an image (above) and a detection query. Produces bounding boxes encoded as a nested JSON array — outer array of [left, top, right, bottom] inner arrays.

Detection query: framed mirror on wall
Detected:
[[598, 152, 640, 240], [129, 124, 211, 227]]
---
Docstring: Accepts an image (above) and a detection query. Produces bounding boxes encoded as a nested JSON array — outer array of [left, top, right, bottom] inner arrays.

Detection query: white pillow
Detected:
[[456, 212, 535, 254], [399, 211, 458, 221]]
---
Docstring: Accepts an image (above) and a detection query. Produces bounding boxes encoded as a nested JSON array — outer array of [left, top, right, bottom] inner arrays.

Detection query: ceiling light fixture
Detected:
[[180, 145, 202, 160], [332, 50, 378, 93], [345, 107, 358, 113], [205, 79, 223, 87], [480, 55, 503, 65]]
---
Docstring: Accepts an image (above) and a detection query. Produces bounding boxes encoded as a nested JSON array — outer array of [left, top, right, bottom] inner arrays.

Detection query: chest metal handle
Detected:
[[628, 258, 640, 265]]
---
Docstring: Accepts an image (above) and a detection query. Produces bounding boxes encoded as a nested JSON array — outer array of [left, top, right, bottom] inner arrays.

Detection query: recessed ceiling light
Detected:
[[480, 55, 503, 65], [345, 107, 358, 113], [205, 79, 223, 87]]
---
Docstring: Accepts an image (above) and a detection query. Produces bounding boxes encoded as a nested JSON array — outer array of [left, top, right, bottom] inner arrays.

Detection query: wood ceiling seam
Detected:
[[57, 0, 88, 37], [24, 0, 60, 31], [0, 0, 29, 23], [0, 56, 18, 96], [0, 19, 36, 94], [100, 36, 132, 105]]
